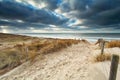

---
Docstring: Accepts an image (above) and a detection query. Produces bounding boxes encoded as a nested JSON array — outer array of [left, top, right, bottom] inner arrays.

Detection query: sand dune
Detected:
[[0, 42, 120, 80], [0, 43, 93, 80]]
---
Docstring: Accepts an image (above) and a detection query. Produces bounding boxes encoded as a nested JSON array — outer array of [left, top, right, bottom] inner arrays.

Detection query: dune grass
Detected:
[[106, 40, 120, 48], [26, 39, 81, 56], [0, 38, 82, 75], [0, 49, 22, 70], [0, 33, 35, 43], [94, 53, 112, 62]]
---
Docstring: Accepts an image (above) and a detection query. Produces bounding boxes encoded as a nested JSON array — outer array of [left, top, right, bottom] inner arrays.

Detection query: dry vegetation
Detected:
[[0, 37, 82, 75], [106, 40, 120, 48], [94, 40, 120, 62], [21, 39, 81, 60], [94, 53, 112, 62], [0, 33, 35, 43], [0, 49, 22, 75]]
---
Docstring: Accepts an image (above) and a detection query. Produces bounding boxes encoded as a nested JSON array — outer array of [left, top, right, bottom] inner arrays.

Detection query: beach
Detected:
[[0, 0, 120, 79], [0, 33, 120, 80]]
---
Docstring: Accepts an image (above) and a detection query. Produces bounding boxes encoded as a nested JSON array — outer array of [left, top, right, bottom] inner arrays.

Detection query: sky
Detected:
[[0, 0, 120, 33]]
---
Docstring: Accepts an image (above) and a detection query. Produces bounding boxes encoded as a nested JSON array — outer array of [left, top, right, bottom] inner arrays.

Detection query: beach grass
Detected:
[[106, 40, 120, 48], [94, 53, 112, 62], [0, 38, 81, 75], [0, 49, 22, 70], [0, 33, 34, 43]]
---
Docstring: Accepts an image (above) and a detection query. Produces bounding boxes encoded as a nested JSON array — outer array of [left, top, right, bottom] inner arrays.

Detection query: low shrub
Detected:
[[94, 54, 112, 62], [106, 40, 120, 48]]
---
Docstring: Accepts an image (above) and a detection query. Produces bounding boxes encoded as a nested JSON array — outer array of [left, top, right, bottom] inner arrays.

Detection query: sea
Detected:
[[19, 33, 120, 42]]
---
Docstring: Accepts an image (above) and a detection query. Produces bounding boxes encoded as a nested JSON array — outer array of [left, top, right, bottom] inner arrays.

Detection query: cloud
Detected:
[[59, 0, 89, 12], [82, 7, 120, 25], [43, 0, 62, 10], [0, 19, 53, 30], [0, 0, 120, 33], [79, 0, 120, 26], [14, 0, 62, 10], [60, 0, 120, 28], [0, 0, 68, 25]]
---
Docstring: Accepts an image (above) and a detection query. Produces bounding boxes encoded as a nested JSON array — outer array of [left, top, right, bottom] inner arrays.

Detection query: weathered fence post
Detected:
[[109, 54, 119, 80], [101, 41, 105, 55], [24, 46, 29, 61]]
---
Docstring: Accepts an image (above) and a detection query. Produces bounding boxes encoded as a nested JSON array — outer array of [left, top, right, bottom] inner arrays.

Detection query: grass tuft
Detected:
[[106, 40, 120, 48], [94, 54, 112, 62]]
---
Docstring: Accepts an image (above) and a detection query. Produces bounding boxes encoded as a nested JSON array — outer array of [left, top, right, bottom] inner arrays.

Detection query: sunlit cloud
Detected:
[[55, 8, 62, 14], [0, 26, 10, 33], [2, 29, 9, 33], [79, 26, 89, 29], [49, 25, 57, 28]]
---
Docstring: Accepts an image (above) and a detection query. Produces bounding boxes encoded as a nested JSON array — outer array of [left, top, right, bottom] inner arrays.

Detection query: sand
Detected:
[[91, 47, 120, 80], [89, 62, 120, 80], [0, 42, 120, 80]]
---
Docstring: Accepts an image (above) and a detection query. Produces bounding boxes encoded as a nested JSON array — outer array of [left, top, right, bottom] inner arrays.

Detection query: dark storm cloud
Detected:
[[0, 0, 120, 32], [59, 1, 71, 12], [69, 0, 88, 11], [0, 0, 68, 25], [82, 7, 120, 25], [61, 0, 120, 27], [60, 0, 90, 12], [79, 0, 120, 26]]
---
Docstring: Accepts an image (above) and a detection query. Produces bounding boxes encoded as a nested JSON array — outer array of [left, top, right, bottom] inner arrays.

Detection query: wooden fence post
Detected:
[[25, 46, 29, 61], [101, 41, 105, 55], [109, 54, 119, 80]]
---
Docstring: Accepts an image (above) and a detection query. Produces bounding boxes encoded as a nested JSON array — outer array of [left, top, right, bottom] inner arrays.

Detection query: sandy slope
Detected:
[[91, 47, 120, 80], [0, 42, 120, 80], [0, 42, 94, 80], [89, 62, 120, 80]]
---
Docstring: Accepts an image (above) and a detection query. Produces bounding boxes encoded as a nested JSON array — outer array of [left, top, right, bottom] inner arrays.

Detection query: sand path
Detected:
[[0, 43, 95, 80]]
